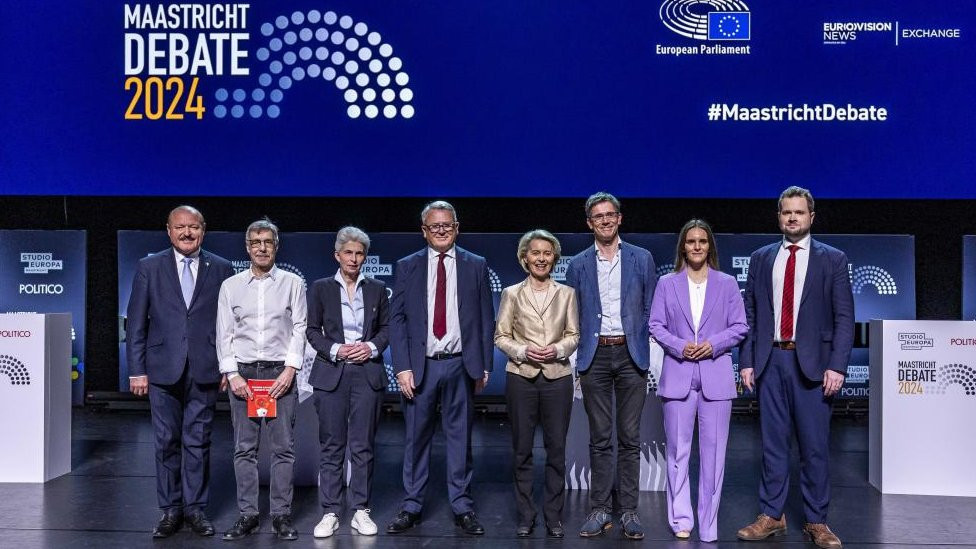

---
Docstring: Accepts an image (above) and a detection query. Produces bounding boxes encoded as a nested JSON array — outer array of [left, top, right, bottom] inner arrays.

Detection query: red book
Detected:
[[247, 379, 277, 418]]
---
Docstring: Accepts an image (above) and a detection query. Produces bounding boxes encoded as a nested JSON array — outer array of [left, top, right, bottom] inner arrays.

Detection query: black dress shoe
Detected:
[[272, 514, 298, 541], [516, 524, 534, 537], [386, 510, 421, 534], [455, 512, 485, 536], [186, 512, 215, 536], [546, 522, 565, 538], [152, 510, 183, 538], [222, 514, 259, 541]]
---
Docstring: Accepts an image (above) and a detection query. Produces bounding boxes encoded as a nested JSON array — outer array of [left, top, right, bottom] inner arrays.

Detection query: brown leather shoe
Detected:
[[803, 523, 842, 548], [737, 513, 787, 540]]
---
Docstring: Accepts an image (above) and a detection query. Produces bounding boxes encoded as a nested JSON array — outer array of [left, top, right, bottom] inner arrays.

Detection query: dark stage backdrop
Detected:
[[0, 196, 968, 396], [117, 230, 913, 399], [1, 1, 973, 197]]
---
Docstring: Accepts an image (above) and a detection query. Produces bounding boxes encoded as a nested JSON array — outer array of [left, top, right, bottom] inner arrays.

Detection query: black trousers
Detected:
[[579, 344, 647, 513], [506, 372, 573, 525]]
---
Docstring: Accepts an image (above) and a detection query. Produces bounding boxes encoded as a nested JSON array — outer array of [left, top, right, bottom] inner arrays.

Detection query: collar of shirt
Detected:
[[333, 269, 366, 287], [594, 238, 623, 261], [173, 248, 200, 262], [428, 246, 456, 260], [781, 234, 811, 251], [246, 264, 277, 283]]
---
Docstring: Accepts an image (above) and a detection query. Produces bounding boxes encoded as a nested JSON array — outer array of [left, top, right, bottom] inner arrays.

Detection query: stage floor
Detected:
[[1, 409, 973, 548]]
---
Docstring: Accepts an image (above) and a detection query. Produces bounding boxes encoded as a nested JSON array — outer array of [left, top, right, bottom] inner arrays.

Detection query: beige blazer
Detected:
[[494, 278, 580, 379]]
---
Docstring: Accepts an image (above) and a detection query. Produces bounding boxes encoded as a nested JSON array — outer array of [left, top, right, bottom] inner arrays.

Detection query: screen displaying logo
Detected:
[[21, 252, 64, 274], [660, 0, 751, 41]]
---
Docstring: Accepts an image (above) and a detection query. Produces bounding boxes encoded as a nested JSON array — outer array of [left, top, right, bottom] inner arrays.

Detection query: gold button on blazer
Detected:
[[494, 278, 580, 379]]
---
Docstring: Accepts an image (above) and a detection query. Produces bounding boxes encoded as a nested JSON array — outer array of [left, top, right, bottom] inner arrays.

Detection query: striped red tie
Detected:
[[433, 253, 447, 339], [780, 245, 799, 341]]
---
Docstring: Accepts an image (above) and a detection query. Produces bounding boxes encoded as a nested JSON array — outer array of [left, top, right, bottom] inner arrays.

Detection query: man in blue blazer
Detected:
[[126, 206, 234, 539], [737, 187, 853, 549], [386, 201, 495, 536], [565, 192, 658, 540]]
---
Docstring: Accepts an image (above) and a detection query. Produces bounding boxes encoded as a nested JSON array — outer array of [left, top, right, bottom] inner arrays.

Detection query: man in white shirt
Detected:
[[216, 218, 307, 541]]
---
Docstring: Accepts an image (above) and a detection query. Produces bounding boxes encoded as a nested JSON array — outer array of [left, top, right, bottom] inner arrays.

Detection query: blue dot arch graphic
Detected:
[[659, 0, 749, 41], [851, 265, 898, 295], [214, 9, 414, 120], [0, 355, 31, 386]]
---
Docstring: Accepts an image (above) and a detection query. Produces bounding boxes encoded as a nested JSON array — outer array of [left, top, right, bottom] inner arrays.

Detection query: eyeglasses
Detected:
[[422, 222, 458, 234], [247, 239, 277, 249], [588, 212, 620, 222]]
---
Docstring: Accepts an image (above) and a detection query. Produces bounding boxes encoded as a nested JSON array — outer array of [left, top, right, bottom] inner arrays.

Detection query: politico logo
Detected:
[[0, 330, 32, 338], [21, 252, 63, 274], [19, 284, 64, 295], [949, 338, 976, 346]]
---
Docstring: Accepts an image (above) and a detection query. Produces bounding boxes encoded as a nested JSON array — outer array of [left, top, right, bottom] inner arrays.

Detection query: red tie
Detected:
[[780, 245, 799, 341], [433, 252, 447, 339]]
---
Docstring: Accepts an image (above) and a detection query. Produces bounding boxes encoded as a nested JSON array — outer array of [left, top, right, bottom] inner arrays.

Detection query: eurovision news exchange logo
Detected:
[[896, 360, 976, 397], [122, 4, 413, 121], [21, 252, 63, 274], [656, 0, 751, 57], [0, 354, 31, 386], [823, 19, 962, 46]]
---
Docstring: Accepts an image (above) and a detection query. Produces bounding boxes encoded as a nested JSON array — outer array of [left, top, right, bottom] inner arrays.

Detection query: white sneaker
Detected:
[[314, 513, 339, 538], [351, 509, 378, 536]]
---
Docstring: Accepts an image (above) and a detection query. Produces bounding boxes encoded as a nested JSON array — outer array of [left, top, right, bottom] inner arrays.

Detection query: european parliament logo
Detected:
[[660, 0, 751, 41]]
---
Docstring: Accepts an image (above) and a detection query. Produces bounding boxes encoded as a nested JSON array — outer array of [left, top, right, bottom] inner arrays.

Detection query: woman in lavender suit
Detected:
[[649, 219, 748, 542]]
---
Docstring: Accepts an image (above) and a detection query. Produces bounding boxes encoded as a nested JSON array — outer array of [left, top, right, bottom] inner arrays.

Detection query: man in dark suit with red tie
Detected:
[[126, 206, 234, 538], [737, 187, 854, 549], [386, 201, 495, 536]]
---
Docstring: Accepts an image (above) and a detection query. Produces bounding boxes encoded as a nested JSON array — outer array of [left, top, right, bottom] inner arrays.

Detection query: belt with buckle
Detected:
[[427, 351, 462, 361], [598, 335, 627, 346], [238, 360, 285, 368], [773, 341, 796, 350]]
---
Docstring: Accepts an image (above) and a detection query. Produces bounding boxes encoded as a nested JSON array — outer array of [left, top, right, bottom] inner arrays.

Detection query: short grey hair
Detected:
[[245, 217, 279, 244], [420, 200, 458, 225], [778, 186, 815, 213], [584, 191, 621, 218], [516, 229, 561, 273], [334, 226, 370, 253], [167, 205, 205, 226]]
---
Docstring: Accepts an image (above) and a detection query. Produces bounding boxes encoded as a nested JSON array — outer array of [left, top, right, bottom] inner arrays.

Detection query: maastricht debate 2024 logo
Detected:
[[0, 354, 31, 387]]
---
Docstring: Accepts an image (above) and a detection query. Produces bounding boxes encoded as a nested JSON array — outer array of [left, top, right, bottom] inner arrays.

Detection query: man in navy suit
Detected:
[[126, 205, 234, 538], [565, 192, 658, 540], [737, 186, 853, 549], [386, 201, 495, 536]]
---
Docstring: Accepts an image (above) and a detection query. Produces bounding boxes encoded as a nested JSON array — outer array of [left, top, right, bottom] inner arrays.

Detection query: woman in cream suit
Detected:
[[495, 229, 580, 539], [649, 219, 748, 542]]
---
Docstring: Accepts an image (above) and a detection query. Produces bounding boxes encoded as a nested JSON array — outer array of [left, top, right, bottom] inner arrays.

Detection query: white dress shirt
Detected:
[[772, 234, 811, 342], [173, 248, 200, 283], [328, 270, 379, 361], [217, 265, 308, 374], [687, 274, 707, 341], [596, 240, 624, 335], [426, 246, 462, 355]]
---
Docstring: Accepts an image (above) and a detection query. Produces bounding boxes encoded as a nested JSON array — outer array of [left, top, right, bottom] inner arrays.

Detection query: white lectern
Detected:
[[0, 313, 72, 482], [869, 319, 976, 496]]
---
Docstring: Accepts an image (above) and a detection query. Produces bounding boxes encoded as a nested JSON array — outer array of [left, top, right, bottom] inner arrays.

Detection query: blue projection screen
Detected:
[[2, 1, 973, 197]]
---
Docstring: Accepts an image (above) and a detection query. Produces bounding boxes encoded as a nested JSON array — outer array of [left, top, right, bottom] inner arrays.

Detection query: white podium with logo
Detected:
[[0, 313, 72, 482], [869, 319, 976, 496]]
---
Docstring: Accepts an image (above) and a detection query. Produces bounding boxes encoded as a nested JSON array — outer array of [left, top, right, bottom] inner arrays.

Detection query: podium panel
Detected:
[[0, 313, 72, 482], [869, 320, 976, 496]]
